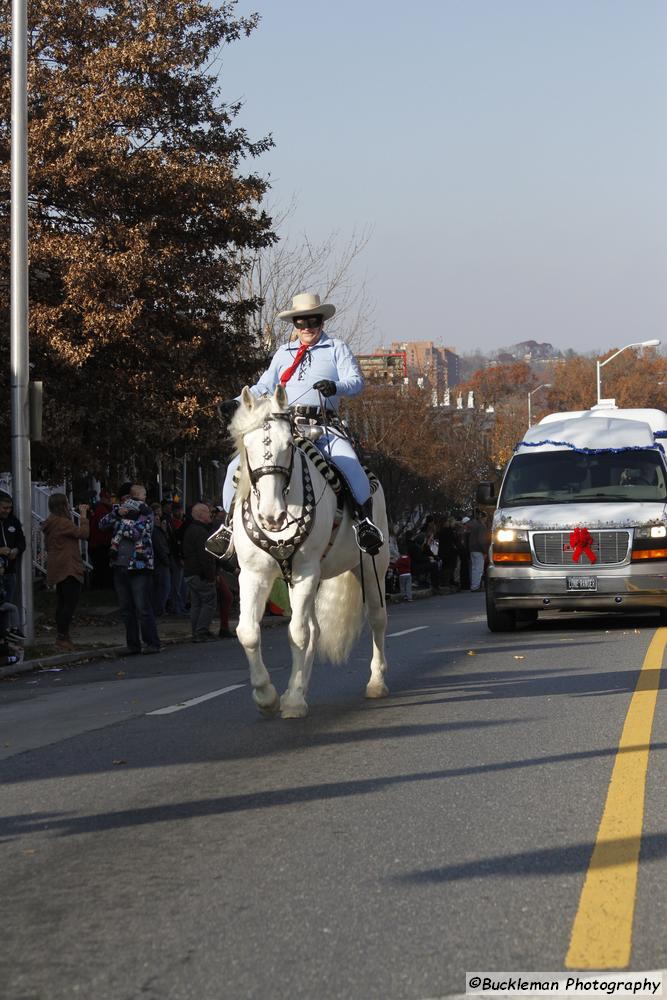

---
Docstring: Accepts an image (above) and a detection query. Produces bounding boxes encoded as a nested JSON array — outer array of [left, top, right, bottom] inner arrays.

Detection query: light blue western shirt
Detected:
[[246, 333, 364, 411]]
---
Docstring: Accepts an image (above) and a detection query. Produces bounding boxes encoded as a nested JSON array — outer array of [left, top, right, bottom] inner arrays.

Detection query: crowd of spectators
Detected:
[[386, 509, 492, 600], [0, 483, 238, 658], [0, 478, 494, 661]]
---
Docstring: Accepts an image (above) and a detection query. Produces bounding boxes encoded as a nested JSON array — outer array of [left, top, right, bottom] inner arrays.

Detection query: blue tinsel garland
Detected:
[[513, 438, 665, 455]]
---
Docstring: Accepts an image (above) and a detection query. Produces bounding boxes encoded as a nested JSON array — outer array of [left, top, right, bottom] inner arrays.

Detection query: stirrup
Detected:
[[205, 520, 235, 561], [353, 517, 384, 557]]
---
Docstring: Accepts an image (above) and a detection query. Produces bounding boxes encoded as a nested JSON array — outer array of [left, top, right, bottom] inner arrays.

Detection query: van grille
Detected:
[[532, 530, 630, 566]]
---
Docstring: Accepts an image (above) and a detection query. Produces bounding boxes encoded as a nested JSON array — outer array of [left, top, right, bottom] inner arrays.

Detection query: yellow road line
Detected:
[[566, 627, 667, 969]]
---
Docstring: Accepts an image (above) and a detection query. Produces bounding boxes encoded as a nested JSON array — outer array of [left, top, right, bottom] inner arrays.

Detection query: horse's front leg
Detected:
[[361, 557, 390, 700], [236, 569, 280, 716], [281, 573, 320, 719]]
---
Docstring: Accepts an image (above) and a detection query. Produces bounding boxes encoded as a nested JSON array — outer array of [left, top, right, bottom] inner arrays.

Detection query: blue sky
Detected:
[[220, 1, 667, 356]]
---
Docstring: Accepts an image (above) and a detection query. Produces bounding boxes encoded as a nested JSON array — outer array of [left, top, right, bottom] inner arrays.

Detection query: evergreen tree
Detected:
[[0, 0, 275, 477]]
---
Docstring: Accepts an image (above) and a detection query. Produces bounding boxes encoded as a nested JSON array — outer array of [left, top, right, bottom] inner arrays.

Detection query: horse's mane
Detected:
[[229, 395, 290, 501]]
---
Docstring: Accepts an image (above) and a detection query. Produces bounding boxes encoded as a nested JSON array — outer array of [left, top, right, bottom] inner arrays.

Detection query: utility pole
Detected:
[[10, 0, 34, 641]]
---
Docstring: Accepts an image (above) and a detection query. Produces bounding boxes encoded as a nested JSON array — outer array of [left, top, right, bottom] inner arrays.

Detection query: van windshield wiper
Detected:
[[501, 495, 558, 505], [579, 493, 665, 501], [583, 493, 633, 500]]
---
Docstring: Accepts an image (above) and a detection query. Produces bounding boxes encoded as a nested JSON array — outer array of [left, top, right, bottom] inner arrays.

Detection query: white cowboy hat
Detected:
[[277, 292, 336, 323]]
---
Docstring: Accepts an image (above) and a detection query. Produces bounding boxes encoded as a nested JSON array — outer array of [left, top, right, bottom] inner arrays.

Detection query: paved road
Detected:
[[2, 595, 666, 999]]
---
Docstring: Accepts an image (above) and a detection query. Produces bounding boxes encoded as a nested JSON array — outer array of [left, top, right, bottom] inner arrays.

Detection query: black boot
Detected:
[[352, 497, 384, 556], [205, 506, 235, 562]]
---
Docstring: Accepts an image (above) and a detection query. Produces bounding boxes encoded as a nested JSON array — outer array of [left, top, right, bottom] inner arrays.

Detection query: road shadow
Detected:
[[368, 663, 666, 708], [392, 830, 667, 883], [2, 740, 666, 841], [0, 714, 529, 784]]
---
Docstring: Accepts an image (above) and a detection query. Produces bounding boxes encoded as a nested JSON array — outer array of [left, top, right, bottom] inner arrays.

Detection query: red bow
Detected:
[[569, 526, 597, 564]]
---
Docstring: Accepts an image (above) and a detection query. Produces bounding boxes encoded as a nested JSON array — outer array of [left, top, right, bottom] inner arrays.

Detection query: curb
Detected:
[[0, 614, 291, 681], [387, 588, 432, 604], [1, 585, 451, 681], [386, 586, 459, 603]]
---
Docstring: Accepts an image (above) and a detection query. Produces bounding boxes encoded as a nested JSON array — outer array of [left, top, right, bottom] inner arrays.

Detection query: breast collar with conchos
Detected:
[[242, 424, 316, 583]]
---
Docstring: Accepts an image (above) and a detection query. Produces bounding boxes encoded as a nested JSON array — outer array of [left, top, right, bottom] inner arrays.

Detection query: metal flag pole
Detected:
[[10, 0, 34, 641]]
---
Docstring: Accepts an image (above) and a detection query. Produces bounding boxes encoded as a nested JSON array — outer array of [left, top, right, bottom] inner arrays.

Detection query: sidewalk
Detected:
[[1, 581, 449, 681], [0, 587, 290, 680]]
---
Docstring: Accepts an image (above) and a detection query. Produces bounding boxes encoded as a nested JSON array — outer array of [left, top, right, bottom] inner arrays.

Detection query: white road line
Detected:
[[387, 626, 430, 638], [147, 684, 246, 716]]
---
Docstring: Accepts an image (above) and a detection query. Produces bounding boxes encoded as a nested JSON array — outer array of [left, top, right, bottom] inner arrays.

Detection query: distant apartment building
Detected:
[[357, 351, 408, 385], [388, 340, 461, 403]]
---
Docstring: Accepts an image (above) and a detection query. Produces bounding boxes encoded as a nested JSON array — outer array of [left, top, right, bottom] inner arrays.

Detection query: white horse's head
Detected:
[[230, 385, 294, 532]]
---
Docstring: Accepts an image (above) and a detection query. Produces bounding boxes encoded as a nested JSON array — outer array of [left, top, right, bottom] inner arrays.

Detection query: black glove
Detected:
[[313, 379, 337, 398], [217, 399, 239, 421]]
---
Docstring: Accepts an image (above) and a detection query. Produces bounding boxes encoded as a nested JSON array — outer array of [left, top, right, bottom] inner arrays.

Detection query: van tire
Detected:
[[659, 607, 667, 626], [486, 587, 516, 632]]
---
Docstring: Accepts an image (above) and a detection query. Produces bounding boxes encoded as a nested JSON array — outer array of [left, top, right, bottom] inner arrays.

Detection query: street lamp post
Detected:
[[10, 0, 34, 641], [528, 384, 552, 428], [596, 340, 661, 406]]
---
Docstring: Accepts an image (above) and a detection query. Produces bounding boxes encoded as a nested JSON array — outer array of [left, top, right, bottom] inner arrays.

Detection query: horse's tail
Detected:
[[316, 570, 364, 665]]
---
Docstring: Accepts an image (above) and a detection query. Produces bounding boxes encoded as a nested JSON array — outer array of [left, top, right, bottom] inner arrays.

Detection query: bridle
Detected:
[[240, 409, 341, 582], [245, 412, 295, 499]]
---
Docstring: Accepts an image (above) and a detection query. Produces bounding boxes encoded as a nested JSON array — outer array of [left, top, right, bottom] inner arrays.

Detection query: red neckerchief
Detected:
[[279, 342, 309, 385]]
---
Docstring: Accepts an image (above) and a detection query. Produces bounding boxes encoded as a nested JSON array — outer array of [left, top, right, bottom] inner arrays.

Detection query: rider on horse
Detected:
[[217, 291, 384, 558]]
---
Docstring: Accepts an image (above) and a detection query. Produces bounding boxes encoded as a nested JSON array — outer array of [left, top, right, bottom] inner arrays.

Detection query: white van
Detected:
[[483, 405, 667, 631]]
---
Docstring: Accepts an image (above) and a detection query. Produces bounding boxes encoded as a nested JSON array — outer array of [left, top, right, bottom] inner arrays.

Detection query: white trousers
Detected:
[[222, 430, 371, 511], [470, 551, 485, 590]]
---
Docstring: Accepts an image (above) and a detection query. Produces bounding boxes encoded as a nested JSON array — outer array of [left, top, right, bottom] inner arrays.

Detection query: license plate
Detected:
[[566, 576, 597, 592]]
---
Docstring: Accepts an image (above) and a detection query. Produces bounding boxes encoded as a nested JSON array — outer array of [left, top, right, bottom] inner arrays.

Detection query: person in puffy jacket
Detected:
[[41, 494, 89, 651], [99, 484, 160, 655]]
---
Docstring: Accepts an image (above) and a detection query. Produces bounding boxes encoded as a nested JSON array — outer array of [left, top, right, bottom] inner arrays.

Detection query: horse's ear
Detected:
[[274, 384, 288, 409], [241, 386, 254, 409]]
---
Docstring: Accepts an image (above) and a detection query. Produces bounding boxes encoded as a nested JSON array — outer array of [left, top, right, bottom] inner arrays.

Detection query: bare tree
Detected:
[[236, 198, 376, 353]]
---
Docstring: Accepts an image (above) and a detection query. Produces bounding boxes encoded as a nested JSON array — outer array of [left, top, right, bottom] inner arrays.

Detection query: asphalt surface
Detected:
[[2, 594, 667, 1000]]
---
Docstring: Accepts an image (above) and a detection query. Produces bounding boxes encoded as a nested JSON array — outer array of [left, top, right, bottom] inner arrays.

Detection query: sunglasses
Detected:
[[293, 315, 323, 330]]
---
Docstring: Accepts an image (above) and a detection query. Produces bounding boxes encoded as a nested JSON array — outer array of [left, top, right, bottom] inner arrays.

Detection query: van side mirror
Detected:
[[476, 482, 495, 504]]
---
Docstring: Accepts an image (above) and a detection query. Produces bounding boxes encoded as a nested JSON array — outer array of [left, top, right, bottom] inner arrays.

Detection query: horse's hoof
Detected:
[[280, 695, 309, 719], [365, 681, 389, 699], [253, 686, 280, 717]]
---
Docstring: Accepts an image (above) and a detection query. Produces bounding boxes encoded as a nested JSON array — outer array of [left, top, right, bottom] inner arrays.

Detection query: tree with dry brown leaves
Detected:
[[459, 360, 536, 408], [0, 0, 275, 480], [544, 350, 666, 413], [343, 386, 444, 524], [344, 386, 494, 523]]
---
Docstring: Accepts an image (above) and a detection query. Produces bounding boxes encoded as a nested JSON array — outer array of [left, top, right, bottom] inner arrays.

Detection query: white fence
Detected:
[[1, 475, 91, 577]]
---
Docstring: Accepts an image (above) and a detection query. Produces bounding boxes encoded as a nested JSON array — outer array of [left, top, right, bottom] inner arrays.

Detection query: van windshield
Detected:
[[499, 449, 667, 506]]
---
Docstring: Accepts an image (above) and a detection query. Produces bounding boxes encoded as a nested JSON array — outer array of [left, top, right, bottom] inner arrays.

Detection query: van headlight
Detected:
[[635, 525, 667, 539], [496, 528, 528, 544]]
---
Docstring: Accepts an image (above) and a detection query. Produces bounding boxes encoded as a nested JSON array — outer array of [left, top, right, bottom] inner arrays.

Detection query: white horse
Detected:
[[228, 385, 390, 719]]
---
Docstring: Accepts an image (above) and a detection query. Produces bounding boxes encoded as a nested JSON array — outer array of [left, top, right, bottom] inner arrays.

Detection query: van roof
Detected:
[[518, 411, 661, 454], [539, 407, 667, 434]]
